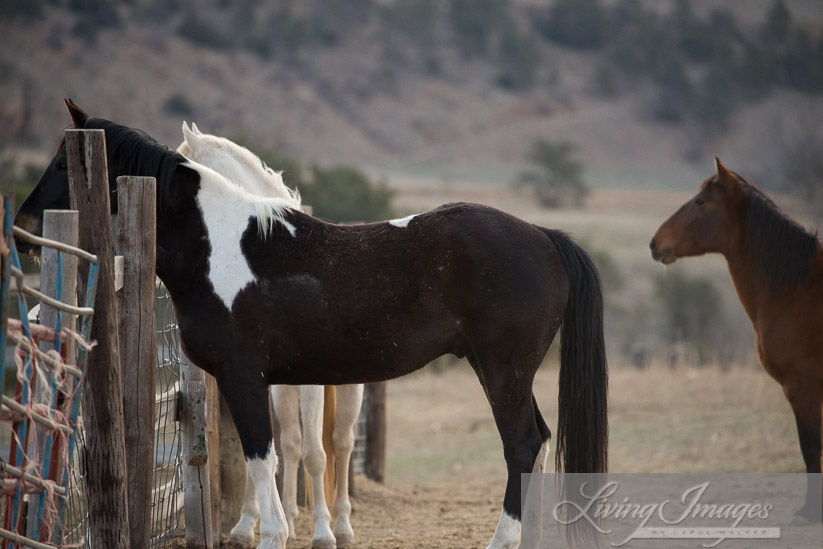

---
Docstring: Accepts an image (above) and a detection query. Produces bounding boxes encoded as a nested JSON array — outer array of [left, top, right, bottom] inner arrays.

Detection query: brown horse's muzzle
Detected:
[[649, 236, 676, 264]]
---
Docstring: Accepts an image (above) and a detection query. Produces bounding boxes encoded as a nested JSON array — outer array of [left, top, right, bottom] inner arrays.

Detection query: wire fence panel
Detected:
[[151, 283, 183, 547]]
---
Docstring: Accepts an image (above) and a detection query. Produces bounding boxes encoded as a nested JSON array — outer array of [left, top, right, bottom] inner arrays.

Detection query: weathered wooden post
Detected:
[[205, 374, 222, 541], [181, 355, 214, 549], [364, 382, 386, 483], [65, 128, 131, 548], [26, 209, 78, 539], [116, 176, 157, 548]]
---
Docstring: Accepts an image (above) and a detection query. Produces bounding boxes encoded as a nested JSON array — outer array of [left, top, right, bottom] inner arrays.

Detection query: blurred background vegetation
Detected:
[[2, 0, 821, 369]]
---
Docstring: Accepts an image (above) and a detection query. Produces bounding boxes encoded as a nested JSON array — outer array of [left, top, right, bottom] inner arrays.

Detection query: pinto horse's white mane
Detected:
[[177, 122, 302, 210]]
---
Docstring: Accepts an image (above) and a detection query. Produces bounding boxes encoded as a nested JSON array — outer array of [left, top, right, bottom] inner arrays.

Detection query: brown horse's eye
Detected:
[[695, 197, 705, 206]]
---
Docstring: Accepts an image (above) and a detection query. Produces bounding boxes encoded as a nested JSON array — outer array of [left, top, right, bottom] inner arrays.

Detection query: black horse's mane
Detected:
[[739, 174, 818, 294], [84, 117, 184, 199]]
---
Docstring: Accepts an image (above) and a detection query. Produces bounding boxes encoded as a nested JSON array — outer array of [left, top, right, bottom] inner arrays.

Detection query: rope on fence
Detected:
[[0, 197, 97, 548]]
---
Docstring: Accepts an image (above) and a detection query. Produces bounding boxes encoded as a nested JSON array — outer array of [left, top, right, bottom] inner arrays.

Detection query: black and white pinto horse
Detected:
[[15, 100, 608, 549], [178, 122, 363, 548]]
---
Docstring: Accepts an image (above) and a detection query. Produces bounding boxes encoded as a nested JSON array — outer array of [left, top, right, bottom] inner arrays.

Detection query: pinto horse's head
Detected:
[[14, 99, 119, 254], [650, 158, 747, 264]]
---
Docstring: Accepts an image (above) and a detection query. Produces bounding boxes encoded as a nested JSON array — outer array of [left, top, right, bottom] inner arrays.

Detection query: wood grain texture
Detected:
[[27, 210, 78, 540], [181, 357, 214, 549], [65, 129, 130, 549], [116, 176, 157, 549], [365, 382, 386, 483]]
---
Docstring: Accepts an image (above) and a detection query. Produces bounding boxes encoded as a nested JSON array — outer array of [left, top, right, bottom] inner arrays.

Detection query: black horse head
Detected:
[[14, 99, 178, 254], [13, 99, 86, 252]]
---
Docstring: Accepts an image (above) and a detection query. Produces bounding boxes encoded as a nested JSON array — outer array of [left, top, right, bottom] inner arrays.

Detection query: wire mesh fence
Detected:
[[4, 282, 186, 548], [151, 283, 184, 547], [351, 393, 368, 476]]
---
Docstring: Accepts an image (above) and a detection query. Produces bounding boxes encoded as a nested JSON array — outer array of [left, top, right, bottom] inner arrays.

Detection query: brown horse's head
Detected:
[[650, 158, 747, 264]]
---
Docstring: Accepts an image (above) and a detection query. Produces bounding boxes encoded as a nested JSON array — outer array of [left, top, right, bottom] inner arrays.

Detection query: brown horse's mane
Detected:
[[739, 173, 819, 294]]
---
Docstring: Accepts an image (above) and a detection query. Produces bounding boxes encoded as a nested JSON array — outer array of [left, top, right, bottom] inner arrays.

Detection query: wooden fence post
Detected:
[[205, 374, 222, 542], [364, 382, 386, 483], [116, 176, 157, 548], [26, 209, 78, 539], [181, 356, 214, 549], [65, 128, 130, 548]]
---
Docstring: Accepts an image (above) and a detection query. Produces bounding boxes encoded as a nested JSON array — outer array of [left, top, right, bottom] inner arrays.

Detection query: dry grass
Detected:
[[385, 363, 801, 486]]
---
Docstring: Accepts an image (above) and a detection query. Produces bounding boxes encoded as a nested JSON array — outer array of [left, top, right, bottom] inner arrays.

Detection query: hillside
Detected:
[[1, 0, 822, 191]]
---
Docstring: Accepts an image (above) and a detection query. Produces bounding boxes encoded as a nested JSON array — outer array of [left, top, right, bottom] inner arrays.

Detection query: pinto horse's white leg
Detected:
[[299, 385, 336, 549], [227, 467, 260, 547], [247, 442, 288, 549], [331, 384, 363, 547], [272, 385, 301, 545]]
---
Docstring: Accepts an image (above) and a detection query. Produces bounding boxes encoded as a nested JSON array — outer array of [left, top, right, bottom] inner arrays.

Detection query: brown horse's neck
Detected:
[[724, 235, 822, 327], [724, 243, 763, 326]]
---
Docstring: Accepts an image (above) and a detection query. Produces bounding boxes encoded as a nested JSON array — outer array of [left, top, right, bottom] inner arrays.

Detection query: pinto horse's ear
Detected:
[[64, 98, 88, 128], [190, 122, 203, 135]]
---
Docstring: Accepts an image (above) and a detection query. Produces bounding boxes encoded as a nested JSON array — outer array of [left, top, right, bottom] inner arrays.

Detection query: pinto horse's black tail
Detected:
[[545, 230, 609, 476]]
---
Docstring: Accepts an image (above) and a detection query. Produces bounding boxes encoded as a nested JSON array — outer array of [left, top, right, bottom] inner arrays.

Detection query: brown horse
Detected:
[[651, 158, 823, 520]]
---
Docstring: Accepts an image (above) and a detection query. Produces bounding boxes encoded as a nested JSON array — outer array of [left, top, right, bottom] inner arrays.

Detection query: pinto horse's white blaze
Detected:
[[246, 443, 288, 549], [184, 161, 296, 311], [388, 213, 418, 228]]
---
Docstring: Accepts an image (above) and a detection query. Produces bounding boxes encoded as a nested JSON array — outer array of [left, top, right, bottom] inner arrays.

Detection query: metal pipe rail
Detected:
[[0, 526, 69, 549], [9, 266, 94, 317], [0, 461, 67, 497], [0, 396, 72, 435], [5, 332, 83, 380], [12, 226, 97, 264]]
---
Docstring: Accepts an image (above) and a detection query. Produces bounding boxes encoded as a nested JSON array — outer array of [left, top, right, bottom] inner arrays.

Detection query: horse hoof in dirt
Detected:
[[225, 533, 256, 549], [310, 536, 337, 549], [333, 531, 355, 548]]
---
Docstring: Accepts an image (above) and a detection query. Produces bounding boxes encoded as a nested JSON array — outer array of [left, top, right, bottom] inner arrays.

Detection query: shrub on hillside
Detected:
[[164, 94, 194, 117], [228, 140, 393, 223], [515, 138, 589, 208], [537, 0, 606, 50], [177, 13, 231, 50], [654, 270, 726, 363], [449, 0, 505, 58], [496, 24, 539, 90], [302, 166, 394, 223]]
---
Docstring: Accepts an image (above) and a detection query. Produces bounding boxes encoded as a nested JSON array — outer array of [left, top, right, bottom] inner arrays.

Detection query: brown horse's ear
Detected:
[[64, 98, 88, 128], [715, 157, 734, 182]]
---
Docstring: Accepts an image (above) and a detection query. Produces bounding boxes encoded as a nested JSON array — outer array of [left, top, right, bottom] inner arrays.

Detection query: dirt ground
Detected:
[[201, 363, 800, 548]]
